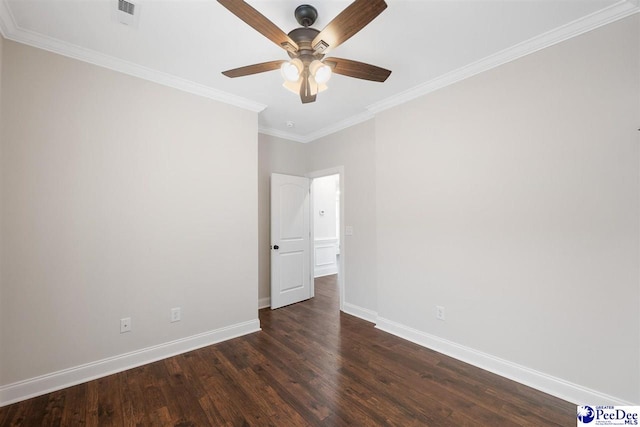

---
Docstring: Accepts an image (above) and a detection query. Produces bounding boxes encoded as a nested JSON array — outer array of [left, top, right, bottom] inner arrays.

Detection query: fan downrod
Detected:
[[294, 4, 318, 27]]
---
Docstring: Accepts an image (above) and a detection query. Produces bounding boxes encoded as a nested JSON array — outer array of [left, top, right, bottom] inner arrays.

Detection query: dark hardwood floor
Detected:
[[0, 275, 575, 426]]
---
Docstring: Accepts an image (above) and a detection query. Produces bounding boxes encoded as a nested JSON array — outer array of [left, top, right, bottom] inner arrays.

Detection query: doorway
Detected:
[[312, 174, 340, 278], [309, 167, 344, 311]]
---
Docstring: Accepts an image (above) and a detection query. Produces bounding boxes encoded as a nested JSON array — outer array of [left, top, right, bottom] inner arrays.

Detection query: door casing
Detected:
[[308, 166, 345, 312]]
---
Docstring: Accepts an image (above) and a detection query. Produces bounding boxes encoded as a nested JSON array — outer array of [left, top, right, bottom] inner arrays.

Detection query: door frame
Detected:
[[307, 166, 345, 312]]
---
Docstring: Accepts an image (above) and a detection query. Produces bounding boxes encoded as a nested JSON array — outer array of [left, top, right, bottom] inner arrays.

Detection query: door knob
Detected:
[[273, 245, 279, 250]]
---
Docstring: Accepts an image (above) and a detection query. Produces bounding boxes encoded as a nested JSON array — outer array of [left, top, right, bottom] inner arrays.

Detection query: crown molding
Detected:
[[263, 0, 639, 144], [1, 0, 637, 140], [258, 127, 308, 143], [0, 1, 266, 113], [367, 0, 640, 114], [300, 111, 374, 143], [260, 110, 374, 144]]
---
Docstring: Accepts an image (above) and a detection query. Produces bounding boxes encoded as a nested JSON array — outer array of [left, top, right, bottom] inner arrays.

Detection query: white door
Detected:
[[271, 173, 311, 309]]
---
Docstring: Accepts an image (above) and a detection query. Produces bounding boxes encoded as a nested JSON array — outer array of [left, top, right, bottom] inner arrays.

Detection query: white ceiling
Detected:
[[0, 0, 637, 142]]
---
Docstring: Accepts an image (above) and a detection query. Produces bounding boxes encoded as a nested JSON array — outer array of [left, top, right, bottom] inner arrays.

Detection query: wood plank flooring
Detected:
[[0, 275, 575, 426]]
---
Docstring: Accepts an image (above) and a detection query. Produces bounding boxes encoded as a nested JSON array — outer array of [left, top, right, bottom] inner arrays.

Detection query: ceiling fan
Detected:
[[217, 0, 392, 104]]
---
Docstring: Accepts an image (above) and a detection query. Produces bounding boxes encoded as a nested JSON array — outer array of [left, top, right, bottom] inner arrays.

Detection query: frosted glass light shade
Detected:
[[283, 77, 325, 96], [309, 60, 332, 84], [283, 79, 301, 94], [281, 59, 303, 82]]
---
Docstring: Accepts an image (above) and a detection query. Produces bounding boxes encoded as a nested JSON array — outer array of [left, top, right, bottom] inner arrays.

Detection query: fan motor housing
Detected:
[[287, 27, 322, 61], [294, 4, 318, 27]]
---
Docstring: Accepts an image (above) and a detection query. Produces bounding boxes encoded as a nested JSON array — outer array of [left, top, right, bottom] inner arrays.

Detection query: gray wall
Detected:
[[375, 15, 639, 403], [0, 36, 3, 365], [0, 40, 259, 386], [307, 121, 378, 316]]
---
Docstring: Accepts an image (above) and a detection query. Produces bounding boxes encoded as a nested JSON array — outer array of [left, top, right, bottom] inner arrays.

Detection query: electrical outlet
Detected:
[[436, 306, 445, 321], [120, 317, 131, 333], [171, 307, 181, 323]]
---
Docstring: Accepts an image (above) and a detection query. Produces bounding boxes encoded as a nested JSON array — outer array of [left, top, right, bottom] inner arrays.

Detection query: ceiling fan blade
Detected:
[[222, 60, 285, 78], [300, 71, 317, 104], [218, 0, 299, 53], [312, 0, 387, 54], [324, 57, 391, 82]]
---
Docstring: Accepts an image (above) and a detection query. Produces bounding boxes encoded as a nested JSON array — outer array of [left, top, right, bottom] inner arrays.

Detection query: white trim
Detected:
[[367, 0, 640, 115], [0, 7, 265, 113], [314, 270, 337, 278], [299, 112, 375, 144], [314, 238, 339, 277], [343, 303, 377, 324], [258, 297, 271, 309], [258, 127, 307, 144], [1, 1, 637, 142], [264, 1, 640, 142], [375, 317, 637, 406], [260, 112, 374, 144], [314, 237, 339, 244], [0, 319, 261, 407], [307, 167, 345, 312]]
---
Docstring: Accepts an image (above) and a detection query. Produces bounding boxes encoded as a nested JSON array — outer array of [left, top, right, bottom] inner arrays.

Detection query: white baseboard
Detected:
[[314, 267, 338, 278], [258, 297, 271, 309], [343, 302, 377, 324], [0, 319, 261, 407], [375, 317, 636, 406]]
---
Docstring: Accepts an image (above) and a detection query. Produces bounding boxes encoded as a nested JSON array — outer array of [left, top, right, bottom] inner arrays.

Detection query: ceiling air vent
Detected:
[[114, 0, 139, 28], [118, 0, 135, 15]]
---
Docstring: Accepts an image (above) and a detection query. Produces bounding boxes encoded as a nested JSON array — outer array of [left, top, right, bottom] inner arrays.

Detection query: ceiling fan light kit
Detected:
[[218, 0, 392, 104], [309, 60, 332, 84], [280, 58, 331, 97], [281, 59, 303, 82]]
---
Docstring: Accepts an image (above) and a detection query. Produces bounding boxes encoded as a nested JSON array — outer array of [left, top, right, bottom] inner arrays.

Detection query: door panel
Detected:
[[271, 173, 311, 309], [280, 184, 305, 239], [314, 238, 339, 277], [280, 251, 305, 292]]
